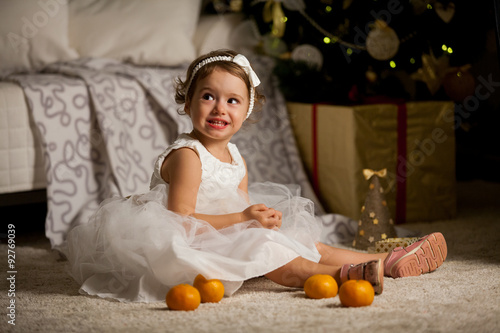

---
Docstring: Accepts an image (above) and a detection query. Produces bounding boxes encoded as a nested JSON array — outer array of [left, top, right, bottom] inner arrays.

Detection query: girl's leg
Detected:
[[315, 242, 388, 267], [264, 257, 341, 288], [268, 234, 447, 292], [264, 242, 388, 290]]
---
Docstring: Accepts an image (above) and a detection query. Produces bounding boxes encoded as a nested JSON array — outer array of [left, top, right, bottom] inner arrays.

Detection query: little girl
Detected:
[[66, 49, 447, 302]]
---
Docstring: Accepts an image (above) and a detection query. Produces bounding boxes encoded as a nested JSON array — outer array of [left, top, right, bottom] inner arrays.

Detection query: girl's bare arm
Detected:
[[163, 148, 281, 230]]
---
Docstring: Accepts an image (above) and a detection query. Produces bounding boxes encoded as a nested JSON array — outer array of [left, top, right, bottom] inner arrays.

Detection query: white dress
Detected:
[[66, 134, 323, 302]]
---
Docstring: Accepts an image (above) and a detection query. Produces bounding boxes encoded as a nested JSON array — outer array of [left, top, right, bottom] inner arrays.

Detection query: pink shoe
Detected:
[[340, 259, 384, 295], [384, 232, 447, 278]]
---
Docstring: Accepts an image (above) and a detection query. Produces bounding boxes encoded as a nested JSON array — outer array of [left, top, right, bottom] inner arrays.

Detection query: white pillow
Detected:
[[69, 0, 201, 66], [193, 13, 244, 56], [0, 0, 78, 75]]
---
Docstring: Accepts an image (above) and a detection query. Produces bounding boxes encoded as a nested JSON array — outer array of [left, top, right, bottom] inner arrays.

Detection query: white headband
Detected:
[[186, 54, 261, 119]]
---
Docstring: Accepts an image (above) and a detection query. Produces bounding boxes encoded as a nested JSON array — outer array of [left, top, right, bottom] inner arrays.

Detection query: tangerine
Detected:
[[338, 280, 375, 307], [193, 274, 225, 303], [303, 274, 338, 299], [166, 284, 201, 311]]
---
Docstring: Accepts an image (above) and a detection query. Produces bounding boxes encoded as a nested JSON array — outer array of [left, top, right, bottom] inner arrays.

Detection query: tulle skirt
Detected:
[[66, 182, 323, 302]]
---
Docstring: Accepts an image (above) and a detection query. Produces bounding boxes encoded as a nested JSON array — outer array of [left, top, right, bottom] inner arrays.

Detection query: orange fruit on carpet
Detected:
[[303, 274, 338, 299], [166, 284, 201, 311], [338, 280, 375, 307], [193, 274, 225, 303]]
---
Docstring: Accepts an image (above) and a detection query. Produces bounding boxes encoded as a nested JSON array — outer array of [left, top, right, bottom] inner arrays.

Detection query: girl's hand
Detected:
[[242, 204, 282, 230]]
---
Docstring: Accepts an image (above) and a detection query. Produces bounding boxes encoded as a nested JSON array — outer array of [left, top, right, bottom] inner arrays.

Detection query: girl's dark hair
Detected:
[[174, 49, 265, 122]]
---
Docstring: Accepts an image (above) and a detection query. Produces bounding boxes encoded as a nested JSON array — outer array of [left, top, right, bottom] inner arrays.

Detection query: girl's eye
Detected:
[[202, 94, 214, 101], [228, 98, 238, 105]]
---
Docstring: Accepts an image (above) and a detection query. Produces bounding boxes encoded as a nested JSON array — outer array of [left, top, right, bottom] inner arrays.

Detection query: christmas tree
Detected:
[[352, 169, 397, 250], [234, 0, 496, 105]]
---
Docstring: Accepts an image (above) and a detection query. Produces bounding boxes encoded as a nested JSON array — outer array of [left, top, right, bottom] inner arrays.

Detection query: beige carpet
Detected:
[[2, 180, 500, 333]]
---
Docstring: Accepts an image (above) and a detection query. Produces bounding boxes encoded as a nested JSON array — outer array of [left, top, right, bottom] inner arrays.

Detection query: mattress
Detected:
[[0, 81, 46, 194]]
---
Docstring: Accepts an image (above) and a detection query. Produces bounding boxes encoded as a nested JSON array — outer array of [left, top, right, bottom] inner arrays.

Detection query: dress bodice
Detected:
[[150, 133, 247, 212]]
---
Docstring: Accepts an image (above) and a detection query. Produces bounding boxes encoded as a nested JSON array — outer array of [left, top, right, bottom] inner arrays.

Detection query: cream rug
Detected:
[[2, 180, 499, 333]]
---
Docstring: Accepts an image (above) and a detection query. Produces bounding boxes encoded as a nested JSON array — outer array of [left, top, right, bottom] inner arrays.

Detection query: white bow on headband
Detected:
[[233, 54, 261, 88]]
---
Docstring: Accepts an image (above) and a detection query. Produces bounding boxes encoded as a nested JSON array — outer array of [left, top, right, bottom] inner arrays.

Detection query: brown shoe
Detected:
[[340, 259, 384, 295]]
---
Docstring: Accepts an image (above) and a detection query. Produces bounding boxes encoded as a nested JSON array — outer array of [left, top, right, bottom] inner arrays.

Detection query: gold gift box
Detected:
[[367, 237, 420, 254], [287, 102, 457, 223]]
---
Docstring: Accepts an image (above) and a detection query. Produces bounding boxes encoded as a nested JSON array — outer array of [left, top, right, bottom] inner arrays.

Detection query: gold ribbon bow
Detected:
[[263, 0, 286, 38], [363, 168, 387, 180]]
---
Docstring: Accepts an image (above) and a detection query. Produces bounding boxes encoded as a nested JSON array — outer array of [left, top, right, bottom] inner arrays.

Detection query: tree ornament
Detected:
[[411, 51, 450, 95], [291, 44, 323, 70], [352, 169, 397, 251], [443, 65, 475, 102], [434, 2, 455, 23], [366, 20, 400, 61], [263, 0, 287, 38], [262, 0, 304, 38]]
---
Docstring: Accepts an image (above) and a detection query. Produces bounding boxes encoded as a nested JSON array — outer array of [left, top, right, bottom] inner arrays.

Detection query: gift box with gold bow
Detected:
[[287, 101, 457, 223], [367, 237, 421, 254]]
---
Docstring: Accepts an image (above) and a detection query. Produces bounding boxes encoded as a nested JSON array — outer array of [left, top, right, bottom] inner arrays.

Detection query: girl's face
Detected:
[[186, 68, 249, 143]]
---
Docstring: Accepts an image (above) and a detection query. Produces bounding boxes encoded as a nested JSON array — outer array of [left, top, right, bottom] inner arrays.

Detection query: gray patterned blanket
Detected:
[[9, 56, 356, 252]]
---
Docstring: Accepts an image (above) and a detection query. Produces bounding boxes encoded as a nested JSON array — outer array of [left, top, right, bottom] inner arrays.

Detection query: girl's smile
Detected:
[[207, 117, 230, 129]]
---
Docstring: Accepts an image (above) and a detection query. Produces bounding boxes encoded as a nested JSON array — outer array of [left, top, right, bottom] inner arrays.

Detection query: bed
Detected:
[[0, 81, 46, 196], [0, 0, 356, 251]]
